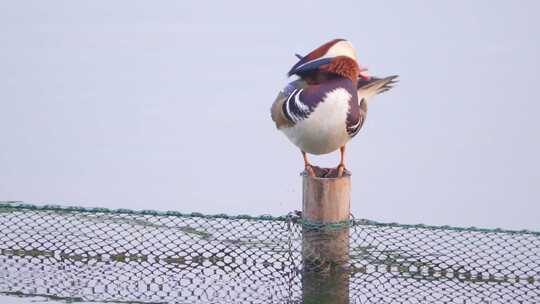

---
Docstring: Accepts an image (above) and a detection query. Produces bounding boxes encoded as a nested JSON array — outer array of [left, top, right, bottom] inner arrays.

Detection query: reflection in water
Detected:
[[0, 253, 298, 303], [302, 227, 350, 304]]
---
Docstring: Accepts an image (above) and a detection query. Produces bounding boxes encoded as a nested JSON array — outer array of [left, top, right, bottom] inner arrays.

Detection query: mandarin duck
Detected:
[[271, 39, 398, 177]]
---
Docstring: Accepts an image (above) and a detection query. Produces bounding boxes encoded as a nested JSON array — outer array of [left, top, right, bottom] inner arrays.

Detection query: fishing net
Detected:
[[0, 202, 538, 303]]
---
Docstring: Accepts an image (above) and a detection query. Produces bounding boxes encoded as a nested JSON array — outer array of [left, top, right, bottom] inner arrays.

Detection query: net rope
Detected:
[[0, 201, 538, 304]]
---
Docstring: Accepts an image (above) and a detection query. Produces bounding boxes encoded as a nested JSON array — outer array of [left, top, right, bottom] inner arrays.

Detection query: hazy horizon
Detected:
[[1, 1, 539, 231]]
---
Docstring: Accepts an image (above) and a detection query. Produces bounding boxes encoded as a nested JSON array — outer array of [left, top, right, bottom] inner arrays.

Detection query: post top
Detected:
[[302, 166, 351, 223], [300, 166, 351, 179]]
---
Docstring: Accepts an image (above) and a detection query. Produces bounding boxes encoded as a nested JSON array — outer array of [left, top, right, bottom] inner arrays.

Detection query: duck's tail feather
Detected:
[[357, 75, 398, 102]]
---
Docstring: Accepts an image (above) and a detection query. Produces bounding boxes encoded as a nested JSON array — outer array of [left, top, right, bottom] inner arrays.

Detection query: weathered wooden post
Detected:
[[301, 169, 351, 304]]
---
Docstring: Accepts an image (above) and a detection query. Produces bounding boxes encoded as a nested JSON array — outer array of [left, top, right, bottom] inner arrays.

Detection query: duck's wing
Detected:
[[270, 79, 310, 129], [347, 98, 367, 138], [271, 91, 292, 129]]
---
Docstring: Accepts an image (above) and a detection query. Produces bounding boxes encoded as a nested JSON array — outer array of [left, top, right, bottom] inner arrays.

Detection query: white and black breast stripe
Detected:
[[282, 88, 312, 123]]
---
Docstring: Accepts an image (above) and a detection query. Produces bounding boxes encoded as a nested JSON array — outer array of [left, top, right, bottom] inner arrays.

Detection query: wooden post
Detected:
[[301, 170, 351, 304]]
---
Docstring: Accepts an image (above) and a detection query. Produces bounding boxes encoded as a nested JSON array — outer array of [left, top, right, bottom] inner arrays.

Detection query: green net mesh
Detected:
[[0, 202, 538, 303]]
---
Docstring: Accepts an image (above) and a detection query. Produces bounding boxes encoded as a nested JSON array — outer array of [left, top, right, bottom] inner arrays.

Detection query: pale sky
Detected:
[[1, 0, 539, 231]]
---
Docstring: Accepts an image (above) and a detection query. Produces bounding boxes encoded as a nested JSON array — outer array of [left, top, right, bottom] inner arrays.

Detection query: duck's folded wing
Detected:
[[270, 91, 293, 129], [347, 98, 367, 138], [270, 80, 309, 129]]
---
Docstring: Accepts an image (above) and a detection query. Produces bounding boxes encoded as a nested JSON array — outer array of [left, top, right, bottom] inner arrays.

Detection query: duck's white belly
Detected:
[[281, 89, 351, 155]]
